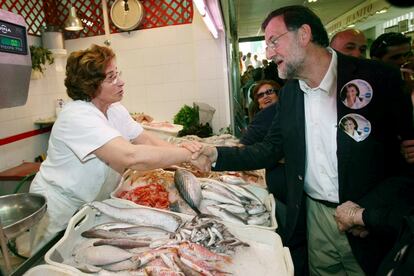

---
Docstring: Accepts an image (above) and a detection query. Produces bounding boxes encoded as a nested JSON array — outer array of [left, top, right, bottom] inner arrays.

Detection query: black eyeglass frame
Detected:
[[256, 88, 278, 100]]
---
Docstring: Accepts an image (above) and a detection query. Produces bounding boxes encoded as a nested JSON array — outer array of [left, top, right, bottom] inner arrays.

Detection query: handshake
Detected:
[[178, 142, 218, 172]]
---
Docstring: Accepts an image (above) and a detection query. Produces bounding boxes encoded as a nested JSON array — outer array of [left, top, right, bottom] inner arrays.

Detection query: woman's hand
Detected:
[[178, 141, 203, 155], [132, 113, 153, 123]]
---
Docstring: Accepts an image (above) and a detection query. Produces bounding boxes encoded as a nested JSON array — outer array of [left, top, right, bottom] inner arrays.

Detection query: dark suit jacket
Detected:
[[214, 52, 414, 274], [240, 104, 295, 241], [240, 103, 277, 146]]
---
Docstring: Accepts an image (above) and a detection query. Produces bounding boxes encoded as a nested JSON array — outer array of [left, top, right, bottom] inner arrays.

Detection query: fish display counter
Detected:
[[44, 199, 293, 275], [110, 168, 277, 231]]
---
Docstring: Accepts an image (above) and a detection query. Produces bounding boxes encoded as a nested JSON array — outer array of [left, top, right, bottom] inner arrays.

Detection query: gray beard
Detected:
[[278, 62, 299, 80]]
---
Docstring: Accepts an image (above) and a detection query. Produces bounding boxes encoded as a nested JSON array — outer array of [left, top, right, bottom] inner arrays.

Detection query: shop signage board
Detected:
[[325, 0, 390, 35]]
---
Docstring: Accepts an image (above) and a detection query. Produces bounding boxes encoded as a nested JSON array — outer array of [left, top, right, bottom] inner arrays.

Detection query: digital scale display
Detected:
[[0, 20, 27, 55]]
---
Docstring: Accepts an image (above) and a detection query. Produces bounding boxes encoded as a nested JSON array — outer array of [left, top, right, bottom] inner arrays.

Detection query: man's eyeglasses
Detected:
[[104, 71, 122, 85], [256, 88, 277, 99], [266, 31, 289, 50]]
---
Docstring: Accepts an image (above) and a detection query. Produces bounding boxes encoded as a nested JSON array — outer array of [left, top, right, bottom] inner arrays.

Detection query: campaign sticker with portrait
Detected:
[[339, 113, 371, 142], [340, 79, 373, 109]]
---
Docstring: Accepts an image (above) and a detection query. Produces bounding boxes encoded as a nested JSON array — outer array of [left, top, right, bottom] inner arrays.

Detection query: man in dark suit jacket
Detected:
[[194, 5, 414, 275]]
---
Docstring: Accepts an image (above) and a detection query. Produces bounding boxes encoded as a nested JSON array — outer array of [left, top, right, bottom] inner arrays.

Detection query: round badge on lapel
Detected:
[[339, 113, 371, 142], [340, 79, 373, 109]]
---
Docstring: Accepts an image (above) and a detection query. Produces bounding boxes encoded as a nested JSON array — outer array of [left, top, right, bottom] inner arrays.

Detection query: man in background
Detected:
[[370, 32, 412, 68], [371, 32, 414, 164], [253, 54, 263, 68], [330, 28, 367, 58], [244, 52, 253, 69]]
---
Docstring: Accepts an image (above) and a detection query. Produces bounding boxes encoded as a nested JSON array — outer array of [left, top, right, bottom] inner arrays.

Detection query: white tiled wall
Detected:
[[0, 11, 230, 172]]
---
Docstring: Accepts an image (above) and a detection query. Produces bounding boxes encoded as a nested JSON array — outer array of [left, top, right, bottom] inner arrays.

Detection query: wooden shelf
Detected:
[[0, 162, 41, 181]]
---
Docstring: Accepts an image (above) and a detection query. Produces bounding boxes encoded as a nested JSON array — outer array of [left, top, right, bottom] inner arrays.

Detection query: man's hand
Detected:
[[349, 226, 369, 238], [191, 145, 218, 163], [334, 201, 364, 232], [178, 141, 203, 154], [401, 139, 414, 164], [190, 153, 212, 172]]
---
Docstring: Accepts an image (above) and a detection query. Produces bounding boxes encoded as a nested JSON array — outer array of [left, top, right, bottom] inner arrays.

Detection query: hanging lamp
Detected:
[[64, 5, 83, 31]]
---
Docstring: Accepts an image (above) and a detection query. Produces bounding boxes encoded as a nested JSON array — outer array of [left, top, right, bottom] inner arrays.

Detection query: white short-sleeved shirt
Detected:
[[30, 100, 143, 233]]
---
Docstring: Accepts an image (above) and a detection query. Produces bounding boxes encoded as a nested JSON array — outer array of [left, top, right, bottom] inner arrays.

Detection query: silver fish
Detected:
[[93, 222, 138, 231], [74, 245, 134, 266], [247, 212, 270, 225], [102, 259, 139, 271], [109, 225, 172, 239], [200, 179, 243, 203], [174, 169, 202, 212], [217, 203, 247, 214], [201, 190, 244, 207], [206, 205, 247, 225], [246, 203, 267, 215], [219, 175, 246, 185], [89, 201, 181, 232], [199, 199, 220, 214], [222, 183, 263, 204]]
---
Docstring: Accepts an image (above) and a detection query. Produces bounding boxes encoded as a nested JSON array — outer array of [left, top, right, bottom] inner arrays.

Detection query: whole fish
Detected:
[[74, 245, 134, 266], [110, 225, 172, 239], [222, 183, 263, 204], [82, 229, 129, 239], [174, 169, 202, 213], [219, 175, 246, 185], [199, 199, 220, 214], [101, 259, 139, 271], [89, 201, 182, 232], [93, 222, 138, 231], [201, 190, 244, 207], [206, 205, 247, 225], [93, 238, 151, 249], [217, 203, 247, 214], [247, 212, 270, 226], [172, 254, 203, 276], [246, 203, 267, 215], [200, 179, 243, 203]]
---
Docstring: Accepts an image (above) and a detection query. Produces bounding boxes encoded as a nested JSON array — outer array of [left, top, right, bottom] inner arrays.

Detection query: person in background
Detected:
[[193, 5, 414, 275], [262, 59, 269, 68], [29, 44, 205, 254], [371, 32, 414, 165], [341, 82, 364, 109], [246, 68, 266, 121], [241, 80, 281, 145], [253, 54, 263, 68], [330, 28, 367, 58], [370, 32, 412, 68], [263, 61, 285, 87], [239, 51, 244, 73], [244, 52, 252, 69]]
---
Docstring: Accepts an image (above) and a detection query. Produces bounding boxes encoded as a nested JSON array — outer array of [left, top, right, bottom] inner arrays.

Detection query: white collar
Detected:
[[299, 47, 337, 95]]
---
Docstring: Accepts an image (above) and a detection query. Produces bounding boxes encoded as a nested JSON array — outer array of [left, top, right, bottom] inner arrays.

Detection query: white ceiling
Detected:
[[236, 0, 413, 38]]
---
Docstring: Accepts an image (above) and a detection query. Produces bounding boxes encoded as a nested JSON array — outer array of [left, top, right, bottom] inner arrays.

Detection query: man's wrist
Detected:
[[352, 208, 365, 226], [211, 147, 218, 163]]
